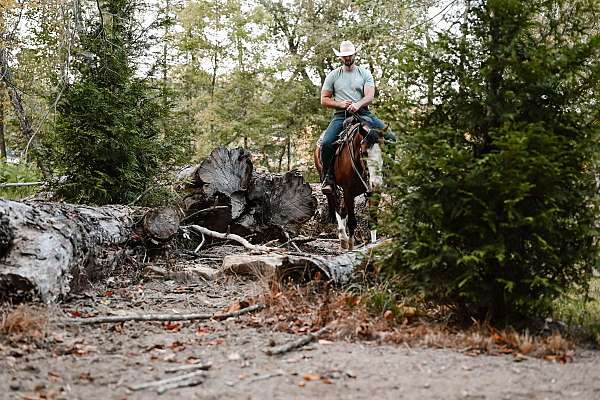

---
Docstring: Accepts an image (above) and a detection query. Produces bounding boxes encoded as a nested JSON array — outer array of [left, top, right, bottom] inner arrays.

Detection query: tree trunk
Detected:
[[221, 241, 387, 284], [0, 83, 6, 160], [0, 49, 51, 178], [0, 200, 154, 303]]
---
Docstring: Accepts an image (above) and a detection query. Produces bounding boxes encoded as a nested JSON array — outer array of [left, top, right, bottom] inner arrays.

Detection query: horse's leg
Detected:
[[325, 192, 337, 224], [335, 193, 350, 250], [345, 195, 357, 251], [367, 193, 380, 243]]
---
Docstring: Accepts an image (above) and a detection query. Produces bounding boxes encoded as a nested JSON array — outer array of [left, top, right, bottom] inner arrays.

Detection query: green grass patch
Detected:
[[553, 277, 600, 344], [0, 163, 42, 200]]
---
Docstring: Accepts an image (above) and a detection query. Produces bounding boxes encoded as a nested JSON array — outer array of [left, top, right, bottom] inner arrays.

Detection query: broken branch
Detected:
[[265, 327, 328, 356], [68, 303, 264, 324], [128, 370, 206, 391], [183, 225, 279, 252]]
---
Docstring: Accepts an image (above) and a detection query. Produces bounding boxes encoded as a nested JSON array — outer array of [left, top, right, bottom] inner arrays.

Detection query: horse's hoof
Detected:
[[348, 239, 354, 251], [340, 239, 348, 249]]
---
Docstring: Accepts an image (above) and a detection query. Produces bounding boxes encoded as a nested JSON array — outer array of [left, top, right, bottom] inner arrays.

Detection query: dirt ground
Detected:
[[1, 235, 600, 400]]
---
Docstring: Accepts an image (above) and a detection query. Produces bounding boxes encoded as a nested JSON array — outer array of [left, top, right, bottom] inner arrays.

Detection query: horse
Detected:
[[314, 113, 385, 250]]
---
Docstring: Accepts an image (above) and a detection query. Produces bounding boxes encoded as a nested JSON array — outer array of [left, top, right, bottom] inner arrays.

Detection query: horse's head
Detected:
[[359, 124, 385, 191]]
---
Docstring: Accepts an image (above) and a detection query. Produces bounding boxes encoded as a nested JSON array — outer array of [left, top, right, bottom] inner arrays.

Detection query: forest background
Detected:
[[1, 0, 599, 324], [0, 0, 435, 191]]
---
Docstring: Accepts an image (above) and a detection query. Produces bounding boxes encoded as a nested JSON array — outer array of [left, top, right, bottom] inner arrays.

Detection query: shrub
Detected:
[[383, 0, 600, 321]]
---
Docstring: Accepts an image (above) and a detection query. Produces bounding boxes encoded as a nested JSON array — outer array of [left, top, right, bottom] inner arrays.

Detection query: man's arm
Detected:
[[321, 89, 352, 110], [347, 85, 375, 113]]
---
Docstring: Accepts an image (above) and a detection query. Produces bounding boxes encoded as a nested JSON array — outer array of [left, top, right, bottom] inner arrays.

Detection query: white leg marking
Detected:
[[370, 230, 377, 243], [336, 212, 349, 245]]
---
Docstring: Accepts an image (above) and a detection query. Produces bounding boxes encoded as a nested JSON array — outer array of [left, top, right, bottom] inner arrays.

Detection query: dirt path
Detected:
[[1, 273, 599, 400]]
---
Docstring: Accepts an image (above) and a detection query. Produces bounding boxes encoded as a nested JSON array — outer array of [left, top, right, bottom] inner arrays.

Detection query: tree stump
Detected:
[[180, 147, 317, 241]]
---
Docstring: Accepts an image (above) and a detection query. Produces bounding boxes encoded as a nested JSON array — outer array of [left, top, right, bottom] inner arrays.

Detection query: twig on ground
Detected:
[[156, 375, 205, 394], [183, 225, 279, 252], [283, 231, 301, 252], [245, 371, 284, 383], [277, 236, 316, 248], [165, 363, 212, 373], [67, 304, 264, 325], [128, 370, 206, 391], [194, 232, 205, 253], [265, 327, 329, 356]]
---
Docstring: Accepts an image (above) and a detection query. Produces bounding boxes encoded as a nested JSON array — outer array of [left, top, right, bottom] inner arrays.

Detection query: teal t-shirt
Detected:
[[322, 65, 375, 103]]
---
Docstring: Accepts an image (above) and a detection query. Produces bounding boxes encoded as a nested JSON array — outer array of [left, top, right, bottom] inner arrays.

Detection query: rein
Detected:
[[342, 122, 371, 193]]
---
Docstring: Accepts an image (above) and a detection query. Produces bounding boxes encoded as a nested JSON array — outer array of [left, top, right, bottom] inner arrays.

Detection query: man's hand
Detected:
[[338, 100, 352, 109], [347, 102, 361, 113]]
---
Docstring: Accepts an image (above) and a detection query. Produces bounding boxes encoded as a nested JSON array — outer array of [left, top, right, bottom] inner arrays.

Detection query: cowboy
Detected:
[[319, 40, 395, 195]]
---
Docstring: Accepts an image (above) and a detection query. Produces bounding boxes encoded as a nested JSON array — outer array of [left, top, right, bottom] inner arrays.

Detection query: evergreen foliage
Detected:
[[384, 0, 600, 321], [50, 0, 167, 204]]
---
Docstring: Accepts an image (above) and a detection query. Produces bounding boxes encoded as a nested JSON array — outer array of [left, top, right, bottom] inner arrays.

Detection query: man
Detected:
[[319, 40, 395, 194]]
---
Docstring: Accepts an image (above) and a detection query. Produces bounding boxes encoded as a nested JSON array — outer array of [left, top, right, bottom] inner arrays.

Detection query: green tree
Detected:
[[384, 0, 600, 321], [51, 0, 167, 204]]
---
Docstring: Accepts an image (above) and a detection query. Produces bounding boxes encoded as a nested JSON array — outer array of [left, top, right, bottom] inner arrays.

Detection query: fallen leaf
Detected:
[[145, 344, 165, 352], [297, 381, 306, 387], [168, 341, 186, 352], [321, 378, 333, 384], [303, 374, 321, 381], [47, 371, 61, 383], [227, 352, 241, 361], [399, 305, 417, 317], [225, 300, 249, 313], [162, 321, 182, 332], [79, 372, 93, 383]]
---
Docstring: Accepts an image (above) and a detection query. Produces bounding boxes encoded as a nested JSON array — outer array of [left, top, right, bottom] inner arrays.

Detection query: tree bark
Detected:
[[0, 200, 147, 302], [0, 84, 6, 161]]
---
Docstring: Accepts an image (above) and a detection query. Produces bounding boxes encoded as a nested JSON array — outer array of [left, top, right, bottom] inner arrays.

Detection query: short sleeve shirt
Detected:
[[322, 65, 375, 104]]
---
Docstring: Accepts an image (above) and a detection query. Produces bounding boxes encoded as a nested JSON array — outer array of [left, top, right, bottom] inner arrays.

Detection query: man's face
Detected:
[[341, 54, 355, 67]]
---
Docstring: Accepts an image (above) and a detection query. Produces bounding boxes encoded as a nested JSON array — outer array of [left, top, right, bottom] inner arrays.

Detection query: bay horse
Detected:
[[314, 113, 385, 250]]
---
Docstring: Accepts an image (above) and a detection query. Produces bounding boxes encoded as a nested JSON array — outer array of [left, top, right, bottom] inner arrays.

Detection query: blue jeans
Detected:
[[320, 109, 396, 179]]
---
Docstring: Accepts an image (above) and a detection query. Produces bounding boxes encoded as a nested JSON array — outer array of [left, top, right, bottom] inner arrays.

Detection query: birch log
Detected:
[[0, 200, 139, 302]]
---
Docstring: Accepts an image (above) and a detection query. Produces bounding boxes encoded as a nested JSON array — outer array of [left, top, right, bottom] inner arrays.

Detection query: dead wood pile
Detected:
[[178, 147, 317, 241]]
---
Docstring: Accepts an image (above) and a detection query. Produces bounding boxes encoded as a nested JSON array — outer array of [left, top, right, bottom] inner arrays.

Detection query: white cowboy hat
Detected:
[[333, 40, 361, 57]]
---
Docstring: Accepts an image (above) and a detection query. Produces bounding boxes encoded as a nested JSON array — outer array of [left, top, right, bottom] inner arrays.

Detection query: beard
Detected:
[[343, 56, 355, 67]]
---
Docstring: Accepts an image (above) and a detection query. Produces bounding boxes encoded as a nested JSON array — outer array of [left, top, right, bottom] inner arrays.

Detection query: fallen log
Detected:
[[220, 240, 390, 284], [0, 200, 176, 303], [143, 206, 182, 242]]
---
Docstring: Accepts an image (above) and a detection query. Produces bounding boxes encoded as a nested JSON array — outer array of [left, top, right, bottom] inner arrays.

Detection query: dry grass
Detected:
[[251, 278, 576, 363], [0, 305, 48, 342]]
